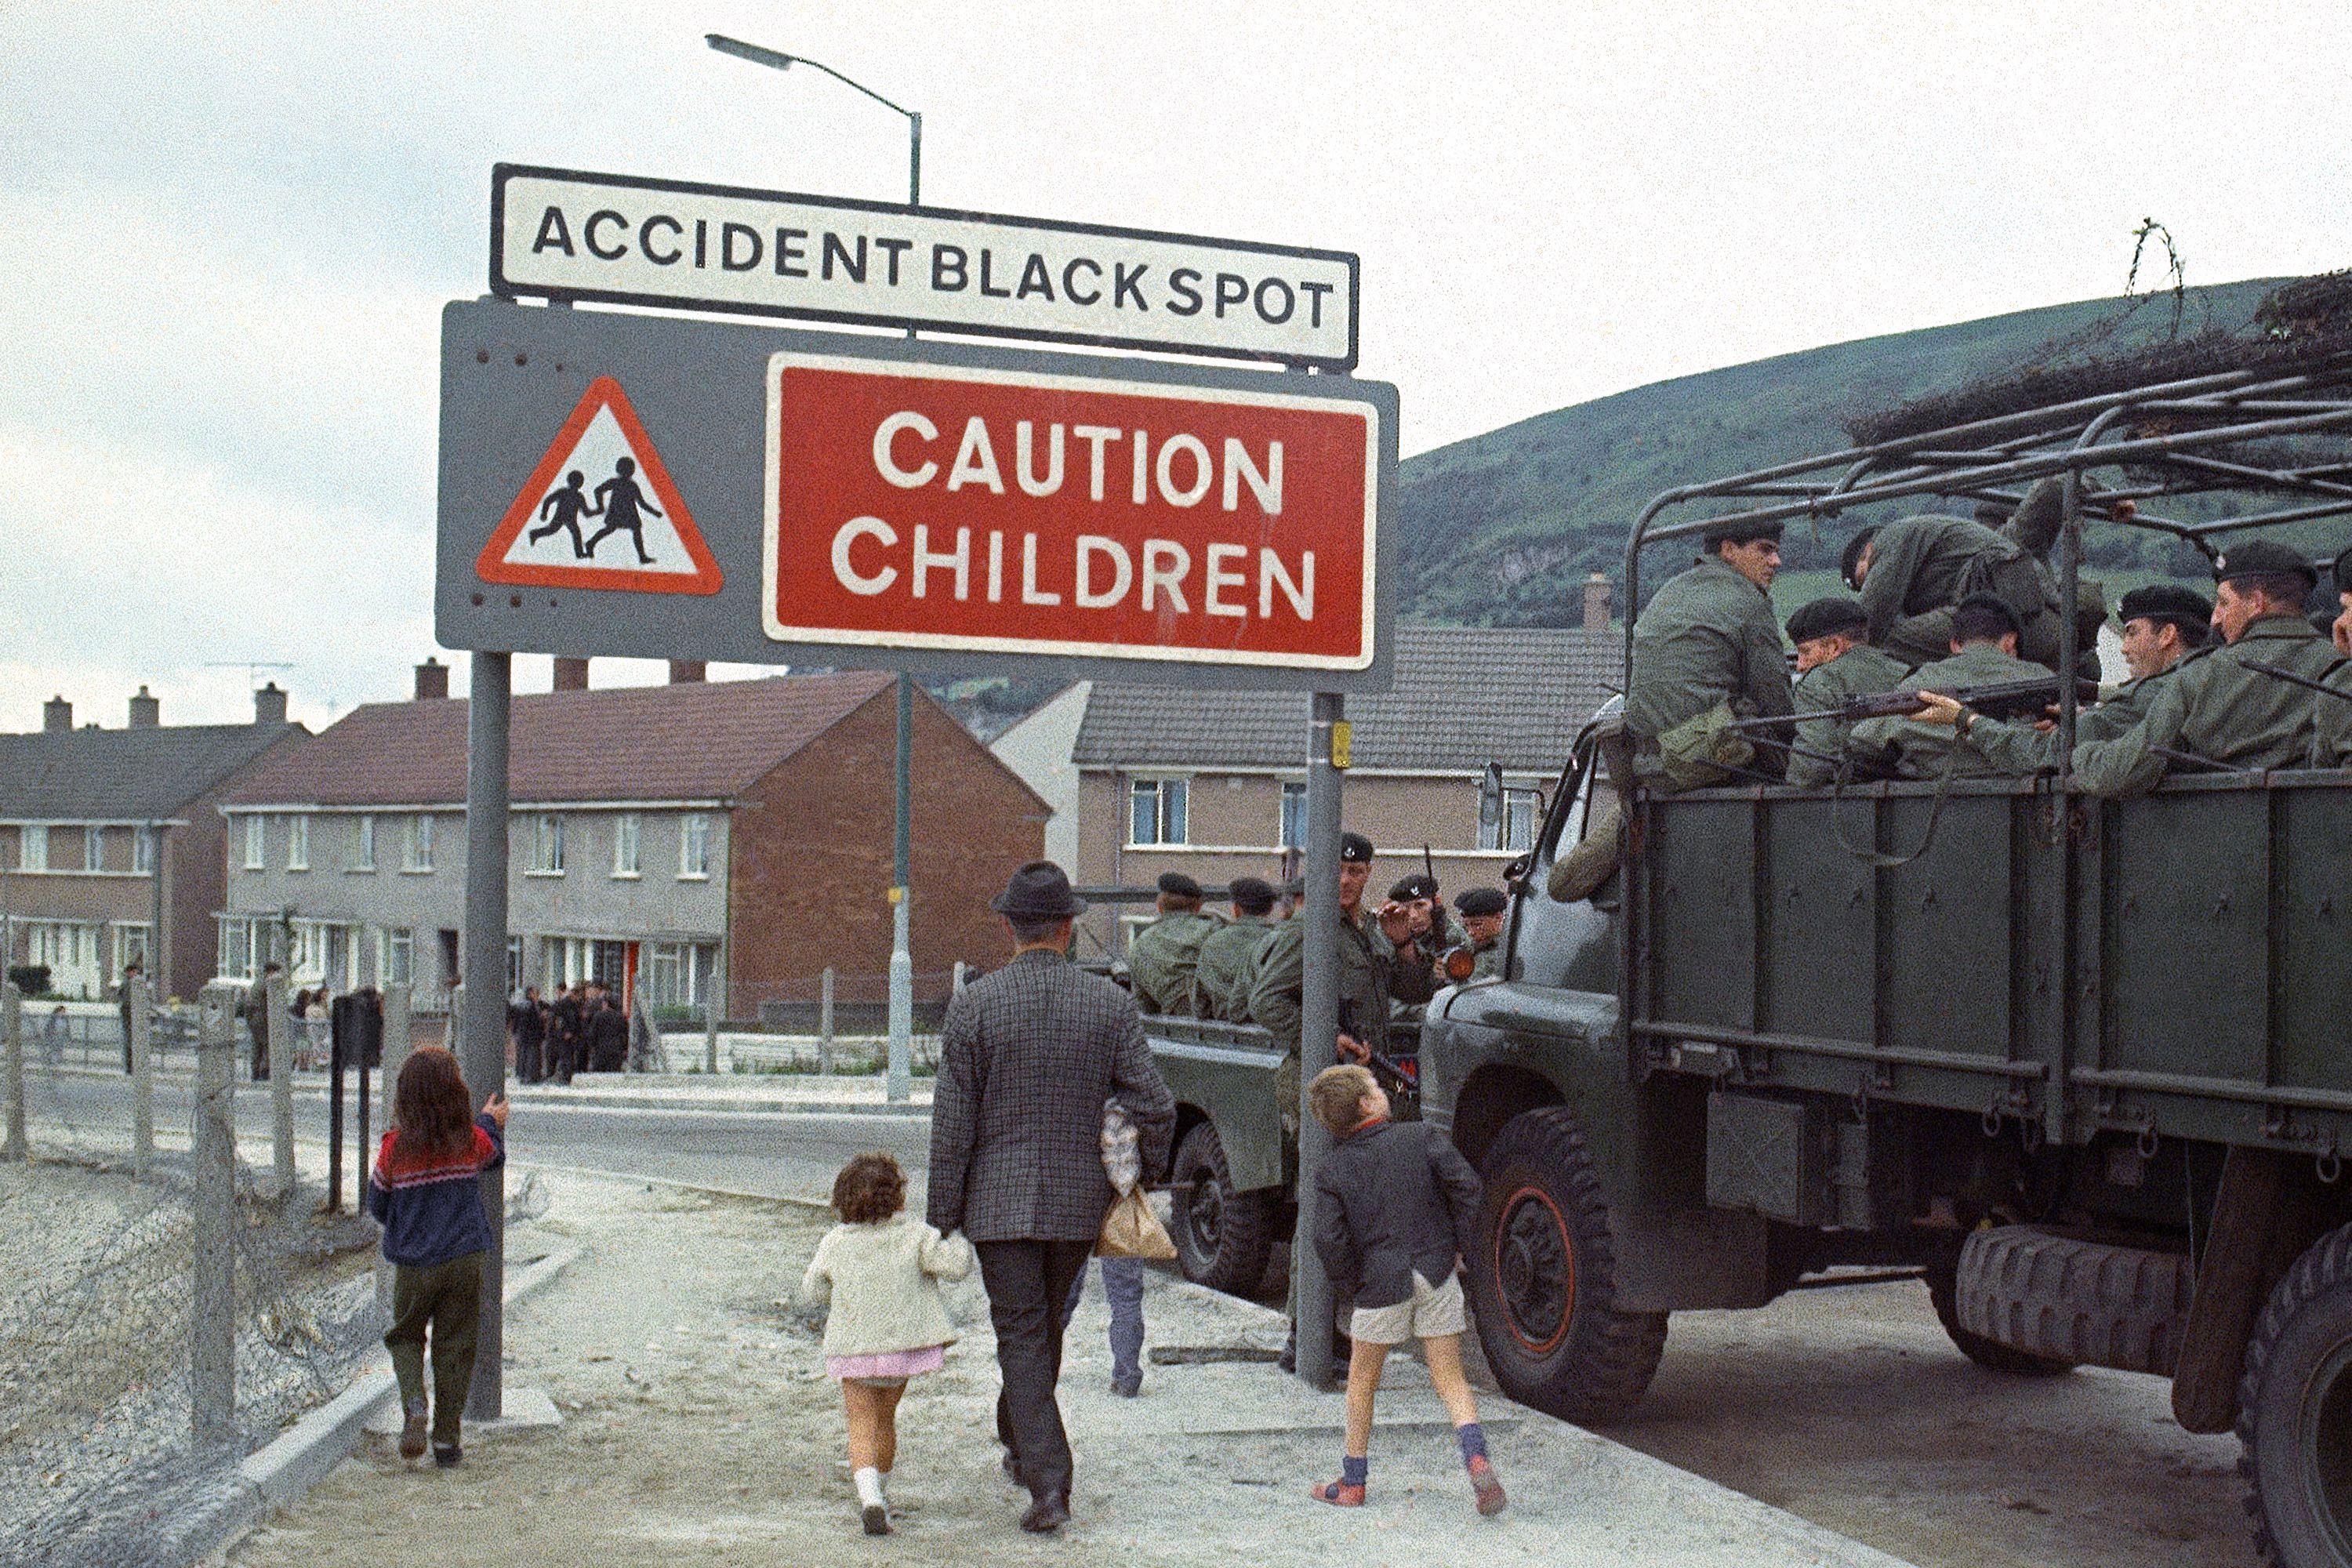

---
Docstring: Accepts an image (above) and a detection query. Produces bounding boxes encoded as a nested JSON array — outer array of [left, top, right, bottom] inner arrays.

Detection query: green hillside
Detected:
[[1395, 279, 2288, 625]]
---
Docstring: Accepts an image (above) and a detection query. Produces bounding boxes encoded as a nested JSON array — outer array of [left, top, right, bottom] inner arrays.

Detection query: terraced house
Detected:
[[216, 661, 1047, 1017]]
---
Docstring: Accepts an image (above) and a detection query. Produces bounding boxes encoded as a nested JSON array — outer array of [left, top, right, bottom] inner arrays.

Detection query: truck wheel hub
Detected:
[[1496, 1187, 1575, 1353]]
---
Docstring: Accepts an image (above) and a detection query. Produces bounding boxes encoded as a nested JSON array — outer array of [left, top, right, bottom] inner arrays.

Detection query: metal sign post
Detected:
[[462, 654, 511, 1420], [1292, 695, 1346, 1388]]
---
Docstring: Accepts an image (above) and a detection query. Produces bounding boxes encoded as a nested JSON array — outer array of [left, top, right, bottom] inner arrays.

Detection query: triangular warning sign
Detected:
[[477, 376, 723, 595]]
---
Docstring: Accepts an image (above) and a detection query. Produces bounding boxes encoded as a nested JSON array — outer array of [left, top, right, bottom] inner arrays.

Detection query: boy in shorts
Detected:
[[1304, 1064, 1504, 1515]]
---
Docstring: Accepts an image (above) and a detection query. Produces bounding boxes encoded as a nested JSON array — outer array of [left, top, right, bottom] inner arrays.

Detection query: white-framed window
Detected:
[[532, 814, 565, 875], [285, 815, 309, 871], [353, 815, 376, 872], [402, 813, 434, 873], [678, 813, 710, 879], [22, 823, 49, 873], [132, 826, 157, 875], [1479, 786, 1544, 853], [114, 923, 151, 981], [643, 941, 720, 1007], [242, 815, 263, 871], [85, 825, 104, 873], [1279, 781, 1308, 849], [506, 935, 524, 995], [612, 813, 641, 877], [378, 926, 413, 986], [1128, 778, 1189, 846], [218, 916, 252, 981]]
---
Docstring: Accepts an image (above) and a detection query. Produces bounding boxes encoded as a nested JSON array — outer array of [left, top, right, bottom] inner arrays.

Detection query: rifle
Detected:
[[1726, 674, 2103, 731], [1336, 999, 1417, 1104], [2243, 659, 2352, 703]]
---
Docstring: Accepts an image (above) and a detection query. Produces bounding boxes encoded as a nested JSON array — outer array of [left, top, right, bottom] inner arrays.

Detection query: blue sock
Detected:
[[1456, 1423, 1487, 1464], [1341, 1454, 1368, 1486]]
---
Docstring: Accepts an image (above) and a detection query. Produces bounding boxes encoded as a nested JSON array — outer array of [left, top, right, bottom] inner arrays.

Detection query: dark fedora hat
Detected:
[[991, 860, 1087, 919]]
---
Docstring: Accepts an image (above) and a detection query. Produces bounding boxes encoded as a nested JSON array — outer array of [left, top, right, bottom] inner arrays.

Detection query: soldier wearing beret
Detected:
[[1843, 510, 2063, 671], [2086, 583, 2212, 742], [2312, 553, 2352, 766], [1124, 871, 1221, 1016], [1851, 593, 2049, 778], [1452, 887, 1509, 982], [1190, 875, 1279, 1021], [1782, 596, 1909, 786], [1920, 540, 2349, 794], [1627, 516, 1795, 788], [1384, 870, 1468, 959]]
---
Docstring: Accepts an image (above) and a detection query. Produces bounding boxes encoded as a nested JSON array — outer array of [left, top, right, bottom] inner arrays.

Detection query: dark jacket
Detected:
[[1312, 1118, 1482, 1310], [367, 1115, 505, 1267], [586, 1002, 628, 1069], [926, 949, 1176, 1243]]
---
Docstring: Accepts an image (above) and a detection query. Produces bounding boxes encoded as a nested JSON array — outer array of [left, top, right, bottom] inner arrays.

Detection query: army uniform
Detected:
[[1127, 906, 1219, 1015], [2314, 662, 2352, 767], [1192, 913, 1275, 1021], [1788, 644, 1909, 786], [1248, 901, 1434, 1136], [1627, 554, 1794, 784], [1998, 479, 2106, 683], [1851, 638, 2051, 779], [1854, 514, 2060, 670]]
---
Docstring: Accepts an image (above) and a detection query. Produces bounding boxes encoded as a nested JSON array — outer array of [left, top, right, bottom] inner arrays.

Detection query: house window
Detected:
[[354, 815, 376, 872], [532, 814, 565, 875], [22, 824, 49, 873], [286, 815, 309, 871], [1479, 787, 1543, 853], [1279, 782, 1308, 849], [612, 813, 641, 877], [219, 917, 252, 981], [403, 813, 434, 872], [114, 924, 151, 981], [242, 815, 263, 871], [678, 814, 710, 879], [506, 935, 524, 995], [1128, 778, 1189, 846], [132, 826, 157, 875], [378, 927, 413, 986], [85, 826, 105, 873]]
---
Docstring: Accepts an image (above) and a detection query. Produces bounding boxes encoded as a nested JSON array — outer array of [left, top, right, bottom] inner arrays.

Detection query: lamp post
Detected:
[[707, 34, 921, 1102]]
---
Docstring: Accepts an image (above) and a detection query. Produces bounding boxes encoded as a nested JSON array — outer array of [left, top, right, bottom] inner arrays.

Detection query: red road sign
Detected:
[[763, 353, 1378, 670], [477, 376, 724, 595]]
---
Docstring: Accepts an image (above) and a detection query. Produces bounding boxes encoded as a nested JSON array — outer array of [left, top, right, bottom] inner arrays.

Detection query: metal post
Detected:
[[191, 986, 237, 1449], [886, 675, 913, 1103], [1292, 693, 1346, 1388], [2, 981, 23, 1163], [703, 989, 719, 1076], [952, 960, 967, 994], [149, 820, 168, 1007], [375, 984, 411, 1195], [266, 964, 294, 1197], [818, 965, 836, 1075], [130, 973, 154, 1180], [463, 652, 511, 1419]]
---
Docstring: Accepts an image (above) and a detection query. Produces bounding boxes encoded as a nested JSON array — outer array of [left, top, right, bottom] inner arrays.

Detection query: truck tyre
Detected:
[[1170, 1122, 1278, 1295], [2238, 1221, 2352, 1568], [1954, 1225, 2195, 1374], [1926, 1262, 2075, 1376], [1465, 1107, 1667, 1425]]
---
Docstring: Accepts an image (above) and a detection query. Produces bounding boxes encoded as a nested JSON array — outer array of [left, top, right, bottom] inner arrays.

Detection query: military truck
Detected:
[[1149, 352, 2352, 1566]]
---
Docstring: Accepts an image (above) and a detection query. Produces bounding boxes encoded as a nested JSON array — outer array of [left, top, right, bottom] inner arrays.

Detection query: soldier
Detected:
[[1842, 510, 2060, 670], [1849, 593, 2049, 779], [1627, 516, 1794, 787], [1993, 479, 2109, 681], [1919, 541, 2347, 794], [1191, 875, 1278, 1021], [1123, 872, 1220, 1016], [2082, 583, 2212, 742], [1385, 871, 1468, 957], [1453, 887, 1508, 982], [1781, 596, 1909, 786], [2314, 662, 2352, 768]]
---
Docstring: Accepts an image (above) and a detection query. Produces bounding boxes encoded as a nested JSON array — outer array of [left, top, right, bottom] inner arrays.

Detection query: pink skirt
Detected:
[[826, 1344, 947, 1383]]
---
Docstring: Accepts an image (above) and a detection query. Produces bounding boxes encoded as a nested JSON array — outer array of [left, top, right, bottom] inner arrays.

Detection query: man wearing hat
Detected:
[[927, 861, 1175, 1533], [2082, 583, 2212, 742], [1385, 869, 1469, 958], [1190, 875, 1279, 1021], [1850, 593, 2049, 779], [1626, 516, 1795, 787], [1782, 595, 1909, 786], [1453, 887, 1510, 982], [1843, 510, 2062, 671], [1920, 541, 2347, 794], [1125, 871, 1221, 1016]]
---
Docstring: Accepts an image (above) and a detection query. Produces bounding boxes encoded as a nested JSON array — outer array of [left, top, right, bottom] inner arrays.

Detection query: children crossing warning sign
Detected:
[[476, 376, 723, 594]]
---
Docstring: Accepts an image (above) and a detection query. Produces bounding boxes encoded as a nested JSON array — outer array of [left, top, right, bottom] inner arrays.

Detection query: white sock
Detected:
[[854, 1468, 885, 1509]]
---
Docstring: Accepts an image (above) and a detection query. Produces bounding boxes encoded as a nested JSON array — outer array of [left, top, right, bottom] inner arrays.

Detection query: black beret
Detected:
[[2117, 583, 2212, 630], [2332, 552, 2351, 597], [1228, 876, 1276, 914], [1785, 596, 1870, 644], [1155, 871, 1202, 898], [1839, 528, 1878, 590], [1339, 831, 1374, 864], [1389, 872, 1439, 903], [2214, 539, 2318, 588], [1702, 516, 1785, 546], [1952, 591, 2021, 638], [1454, 887, 1508, 918]]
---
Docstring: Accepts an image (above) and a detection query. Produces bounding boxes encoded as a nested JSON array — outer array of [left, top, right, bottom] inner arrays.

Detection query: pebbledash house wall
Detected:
[[727, 687, 1050, 1017]]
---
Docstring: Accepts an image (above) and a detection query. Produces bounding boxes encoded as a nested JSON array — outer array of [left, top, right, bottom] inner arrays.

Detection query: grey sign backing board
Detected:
[[436, 298, 1397, 693], [492, 165, 1359, 371]]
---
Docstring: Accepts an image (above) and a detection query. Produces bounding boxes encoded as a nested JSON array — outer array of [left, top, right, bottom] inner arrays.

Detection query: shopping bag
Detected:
[[1098, 1186, 1176, 1261]]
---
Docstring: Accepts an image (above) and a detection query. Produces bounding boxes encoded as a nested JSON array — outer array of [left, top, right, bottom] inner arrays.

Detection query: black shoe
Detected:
[[1020, 1492, 1071, 1534], [433, 1443, 462, 1468], [1112, 1376, 1141, 1398], [861, 1503, 891, 1536]]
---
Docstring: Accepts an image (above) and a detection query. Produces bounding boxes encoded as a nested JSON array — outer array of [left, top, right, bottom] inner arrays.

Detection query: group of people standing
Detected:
[[506, 980, 627, 1084]]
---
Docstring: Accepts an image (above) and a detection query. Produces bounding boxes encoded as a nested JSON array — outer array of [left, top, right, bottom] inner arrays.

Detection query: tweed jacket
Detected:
[[925, 950, 1177, 1243]]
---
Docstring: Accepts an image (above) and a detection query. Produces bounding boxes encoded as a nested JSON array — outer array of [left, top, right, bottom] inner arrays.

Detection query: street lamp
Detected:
[[706, 33, 921, 1104]]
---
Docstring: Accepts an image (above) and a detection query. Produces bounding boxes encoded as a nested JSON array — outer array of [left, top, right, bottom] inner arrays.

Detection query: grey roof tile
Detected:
[[0, 721, 304, 821]]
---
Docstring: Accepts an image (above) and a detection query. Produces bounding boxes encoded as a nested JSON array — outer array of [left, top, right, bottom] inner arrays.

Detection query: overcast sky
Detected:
[[5, 1, 2347, 730]]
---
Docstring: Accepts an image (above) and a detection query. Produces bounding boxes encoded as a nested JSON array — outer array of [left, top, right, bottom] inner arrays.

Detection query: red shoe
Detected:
[[1468, 1454, 1506, 1515], [1308, 1479, 1366, 1507]]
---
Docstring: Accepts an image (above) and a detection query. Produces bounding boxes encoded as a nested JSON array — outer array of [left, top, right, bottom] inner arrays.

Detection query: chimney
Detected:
[[128, 685, 161, 728], [414, 657, 449, 701], [252, 682, 289, 727], [667, 659, 706, 684], [553, 656, 590, 692], [42, 695, 71, 733], [1582, 572, 1612, 633]]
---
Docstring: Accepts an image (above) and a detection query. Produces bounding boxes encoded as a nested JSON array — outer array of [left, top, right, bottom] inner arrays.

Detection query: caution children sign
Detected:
[[477, 376, 723, 594]]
